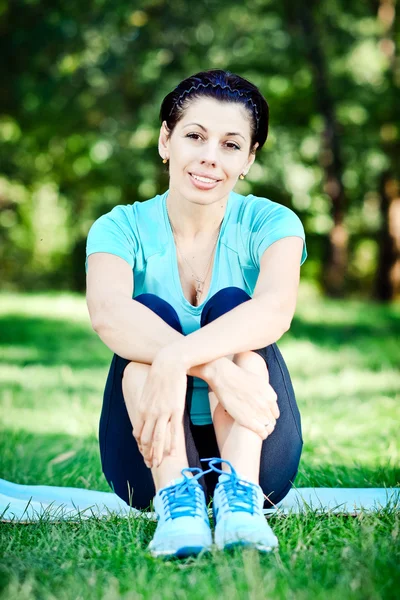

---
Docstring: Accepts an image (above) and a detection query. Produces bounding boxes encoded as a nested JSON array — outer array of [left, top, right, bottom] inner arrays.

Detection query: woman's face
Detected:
[[159, 97, 258, 203]]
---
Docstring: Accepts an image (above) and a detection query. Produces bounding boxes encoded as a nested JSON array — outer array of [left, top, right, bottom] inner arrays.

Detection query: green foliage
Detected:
[[0, 1, 398, 293]]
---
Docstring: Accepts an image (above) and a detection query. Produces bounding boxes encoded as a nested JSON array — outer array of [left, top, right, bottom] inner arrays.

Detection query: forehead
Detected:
[[180, 97, 251, 134]]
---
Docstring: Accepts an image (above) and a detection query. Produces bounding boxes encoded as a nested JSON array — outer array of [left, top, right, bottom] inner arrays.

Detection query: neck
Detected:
[[166, 186, 229, 242]]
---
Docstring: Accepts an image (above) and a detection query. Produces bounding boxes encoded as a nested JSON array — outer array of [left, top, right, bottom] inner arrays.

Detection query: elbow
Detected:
[[282, 316, 292, 334], [87, 300, 111, 334], [91, 315, 105, 334], [281, 307, 295, 334], [271, 302, 294, 336], [88, 295, 126, 334]]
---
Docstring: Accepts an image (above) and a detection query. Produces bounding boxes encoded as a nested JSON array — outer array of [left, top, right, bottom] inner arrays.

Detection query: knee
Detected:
[[233, 350, 268, 376], [104, 473, 154, 510], [201, 287, 251, 325], [122, 360, 150, 386], [211, 287, 250, 304], [263, 470, 299, 508], [134, 293, 182, 332]]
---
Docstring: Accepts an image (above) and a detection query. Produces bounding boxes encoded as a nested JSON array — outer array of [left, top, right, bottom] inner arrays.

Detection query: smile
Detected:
[[189, 173, 221, 183]]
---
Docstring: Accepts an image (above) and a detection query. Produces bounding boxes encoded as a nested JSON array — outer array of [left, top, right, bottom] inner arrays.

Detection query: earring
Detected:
[[239, 173, 245, 180], [162, 158, 168, 164]]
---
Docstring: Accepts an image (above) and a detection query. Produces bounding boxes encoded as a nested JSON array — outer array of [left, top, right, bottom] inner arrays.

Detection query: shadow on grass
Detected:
[[290, 314, 400, 343], [0, 428, 107, 491], [296, 462, 400, 489], [1, 429, 399, 492], [0, 315, 111, 369], [1, 307, 400, 370]]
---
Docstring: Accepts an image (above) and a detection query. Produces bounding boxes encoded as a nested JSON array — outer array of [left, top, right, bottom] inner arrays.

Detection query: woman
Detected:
[[85, 69, 307, 558]]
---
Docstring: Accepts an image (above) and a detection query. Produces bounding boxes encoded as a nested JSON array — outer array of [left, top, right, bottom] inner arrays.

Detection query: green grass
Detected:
[[0, 285, 399, 599]]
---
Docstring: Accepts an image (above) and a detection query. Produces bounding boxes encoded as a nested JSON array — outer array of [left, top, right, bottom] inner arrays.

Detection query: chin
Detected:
[[188, 180, 228, 196]]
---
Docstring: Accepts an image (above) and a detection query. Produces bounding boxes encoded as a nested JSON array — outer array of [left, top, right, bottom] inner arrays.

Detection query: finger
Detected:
[[140, 417, 157, 467], [241, 417, 268, 439], [258, 397, 277, 424], [265, 408, 277, 429], [253, 402, 276, 427], [151, 416, 169, 468], [132, 427, 144, 456], [262, 401, 280, 423], [264, 411, 277, 436], [169, 413, 182, 456], [133, 413, 145, 445], [267, 388, 279, 420], [250, 407, 276, 439], [270, 401, 280, 420], [164, 421, 172, 457]]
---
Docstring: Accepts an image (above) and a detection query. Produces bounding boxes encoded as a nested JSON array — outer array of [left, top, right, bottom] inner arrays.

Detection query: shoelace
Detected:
[[201, 457, 259, 515], [161, 467, 207, 521]]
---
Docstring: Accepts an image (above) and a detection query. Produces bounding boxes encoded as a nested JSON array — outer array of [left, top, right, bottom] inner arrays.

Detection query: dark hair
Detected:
[[159, 69, 269, 154]]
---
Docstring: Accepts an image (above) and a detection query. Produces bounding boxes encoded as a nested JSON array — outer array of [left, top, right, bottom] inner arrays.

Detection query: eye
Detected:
[[225, 142, 240, 150], [186, 133, 202, 140]]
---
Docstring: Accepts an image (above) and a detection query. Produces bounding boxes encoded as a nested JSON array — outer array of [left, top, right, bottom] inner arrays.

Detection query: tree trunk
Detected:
[[374, 171, 400, 300], [296, 0, 348, 296], [373, 0, 400, 300]]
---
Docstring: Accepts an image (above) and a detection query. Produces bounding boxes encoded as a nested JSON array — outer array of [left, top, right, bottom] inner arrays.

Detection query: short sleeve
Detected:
[[85, 205, 139, 273], [244, 197, 307, 268]]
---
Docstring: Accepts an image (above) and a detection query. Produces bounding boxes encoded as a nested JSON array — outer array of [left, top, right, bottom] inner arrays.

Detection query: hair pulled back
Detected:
[[159, 69, 269, 154]]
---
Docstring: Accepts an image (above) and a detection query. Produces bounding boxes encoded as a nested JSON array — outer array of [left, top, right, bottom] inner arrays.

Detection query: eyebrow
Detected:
[[183, 122, 246, 142]]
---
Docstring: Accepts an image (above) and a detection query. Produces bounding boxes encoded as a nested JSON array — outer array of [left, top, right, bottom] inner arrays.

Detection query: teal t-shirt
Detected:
[[86, 188, 307, 425]]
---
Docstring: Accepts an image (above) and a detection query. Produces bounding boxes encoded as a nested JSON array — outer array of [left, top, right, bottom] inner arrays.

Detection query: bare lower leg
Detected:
[[150, 424, 190, 492], [209, 351, 268, 484], [122, 361, 190, 492]]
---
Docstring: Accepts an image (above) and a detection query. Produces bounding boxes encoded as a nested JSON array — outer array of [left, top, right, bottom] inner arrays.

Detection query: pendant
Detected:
[[196, 280, 203, 302]]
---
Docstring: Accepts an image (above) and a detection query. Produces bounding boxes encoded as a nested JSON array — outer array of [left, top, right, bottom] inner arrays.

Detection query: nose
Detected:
[[200, 141, 219, 166]]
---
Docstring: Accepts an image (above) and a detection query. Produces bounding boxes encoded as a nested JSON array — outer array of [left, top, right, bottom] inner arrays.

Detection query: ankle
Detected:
[[219, 463, 259, 486], [152, 457, 191, 492]]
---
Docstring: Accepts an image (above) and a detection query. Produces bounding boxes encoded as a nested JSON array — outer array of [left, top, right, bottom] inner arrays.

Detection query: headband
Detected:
[[168, 81, 260, 133]]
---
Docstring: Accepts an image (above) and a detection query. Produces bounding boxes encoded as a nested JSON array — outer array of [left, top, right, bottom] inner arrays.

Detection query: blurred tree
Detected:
[[373, 0, 400, 301], [286, 0, 349, 298], [0, 0, 398, 301]]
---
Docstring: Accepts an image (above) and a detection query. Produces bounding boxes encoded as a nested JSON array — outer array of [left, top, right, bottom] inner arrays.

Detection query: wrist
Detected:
[[154, 344, 188, 372], [189, 357, 228, 385]]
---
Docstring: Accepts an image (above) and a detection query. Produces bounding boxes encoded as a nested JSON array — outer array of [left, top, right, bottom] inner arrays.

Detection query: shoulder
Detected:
[[90, 203, 135, 230], [239, 193, 303, 229], [89, 194, 162, 231]]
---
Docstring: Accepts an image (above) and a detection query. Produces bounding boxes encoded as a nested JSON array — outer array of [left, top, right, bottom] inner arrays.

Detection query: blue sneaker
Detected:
[[148, 467, 212, 558], [203, 458, 279, 552]]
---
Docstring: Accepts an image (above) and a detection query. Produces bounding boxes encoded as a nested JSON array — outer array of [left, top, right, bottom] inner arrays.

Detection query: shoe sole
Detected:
[[150, 545, 212, 559], [222, 540, 279, 553]]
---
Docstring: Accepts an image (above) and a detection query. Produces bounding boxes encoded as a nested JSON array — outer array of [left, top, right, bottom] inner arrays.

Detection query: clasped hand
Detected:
[[133, 353, 280, 469], [209, 358, 280, 440], [132, 353, 188, 469]]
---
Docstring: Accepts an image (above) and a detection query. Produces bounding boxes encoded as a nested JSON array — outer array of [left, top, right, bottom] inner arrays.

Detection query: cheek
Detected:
[[176, 148, 196, 169], [224, 159, 243, 177]]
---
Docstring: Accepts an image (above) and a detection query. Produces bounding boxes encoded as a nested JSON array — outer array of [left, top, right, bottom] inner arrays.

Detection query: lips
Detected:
[[188, 172, 221, 190], [189, 173, 221, 183]]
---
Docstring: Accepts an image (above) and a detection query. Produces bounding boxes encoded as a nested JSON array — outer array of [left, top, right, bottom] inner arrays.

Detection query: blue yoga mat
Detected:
[[1, 478, 399, 522]]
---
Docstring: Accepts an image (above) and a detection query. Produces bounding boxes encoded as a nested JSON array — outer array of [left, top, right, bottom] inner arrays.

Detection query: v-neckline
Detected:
[[161, 190, 233, 312]]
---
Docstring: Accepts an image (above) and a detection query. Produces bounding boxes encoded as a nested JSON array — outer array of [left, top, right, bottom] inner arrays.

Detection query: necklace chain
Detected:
[[166, 202, 223, 305]]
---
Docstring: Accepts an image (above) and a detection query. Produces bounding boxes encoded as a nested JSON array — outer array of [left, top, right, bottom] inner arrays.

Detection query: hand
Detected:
[[132, 352, 188, 469], [209, 359, 280, 439]]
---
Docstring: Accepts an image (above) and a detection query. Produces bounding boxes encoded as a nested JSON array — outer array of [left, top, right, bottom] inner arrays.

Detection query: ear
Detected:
[[243, 142, 259, 175], [158, 121, 171, 159]]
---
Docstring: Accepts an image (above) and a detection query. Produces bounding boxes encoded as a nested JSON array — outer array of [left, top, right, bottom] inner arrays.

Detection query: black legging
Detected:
[[99, 287, 304, 510]]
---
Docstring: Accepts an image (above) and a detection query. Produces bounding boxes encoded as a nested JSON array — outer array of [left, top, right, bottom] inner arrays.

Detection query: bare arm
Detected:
[[158, 237, 304, 371], [86, 252, 227, 382]]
